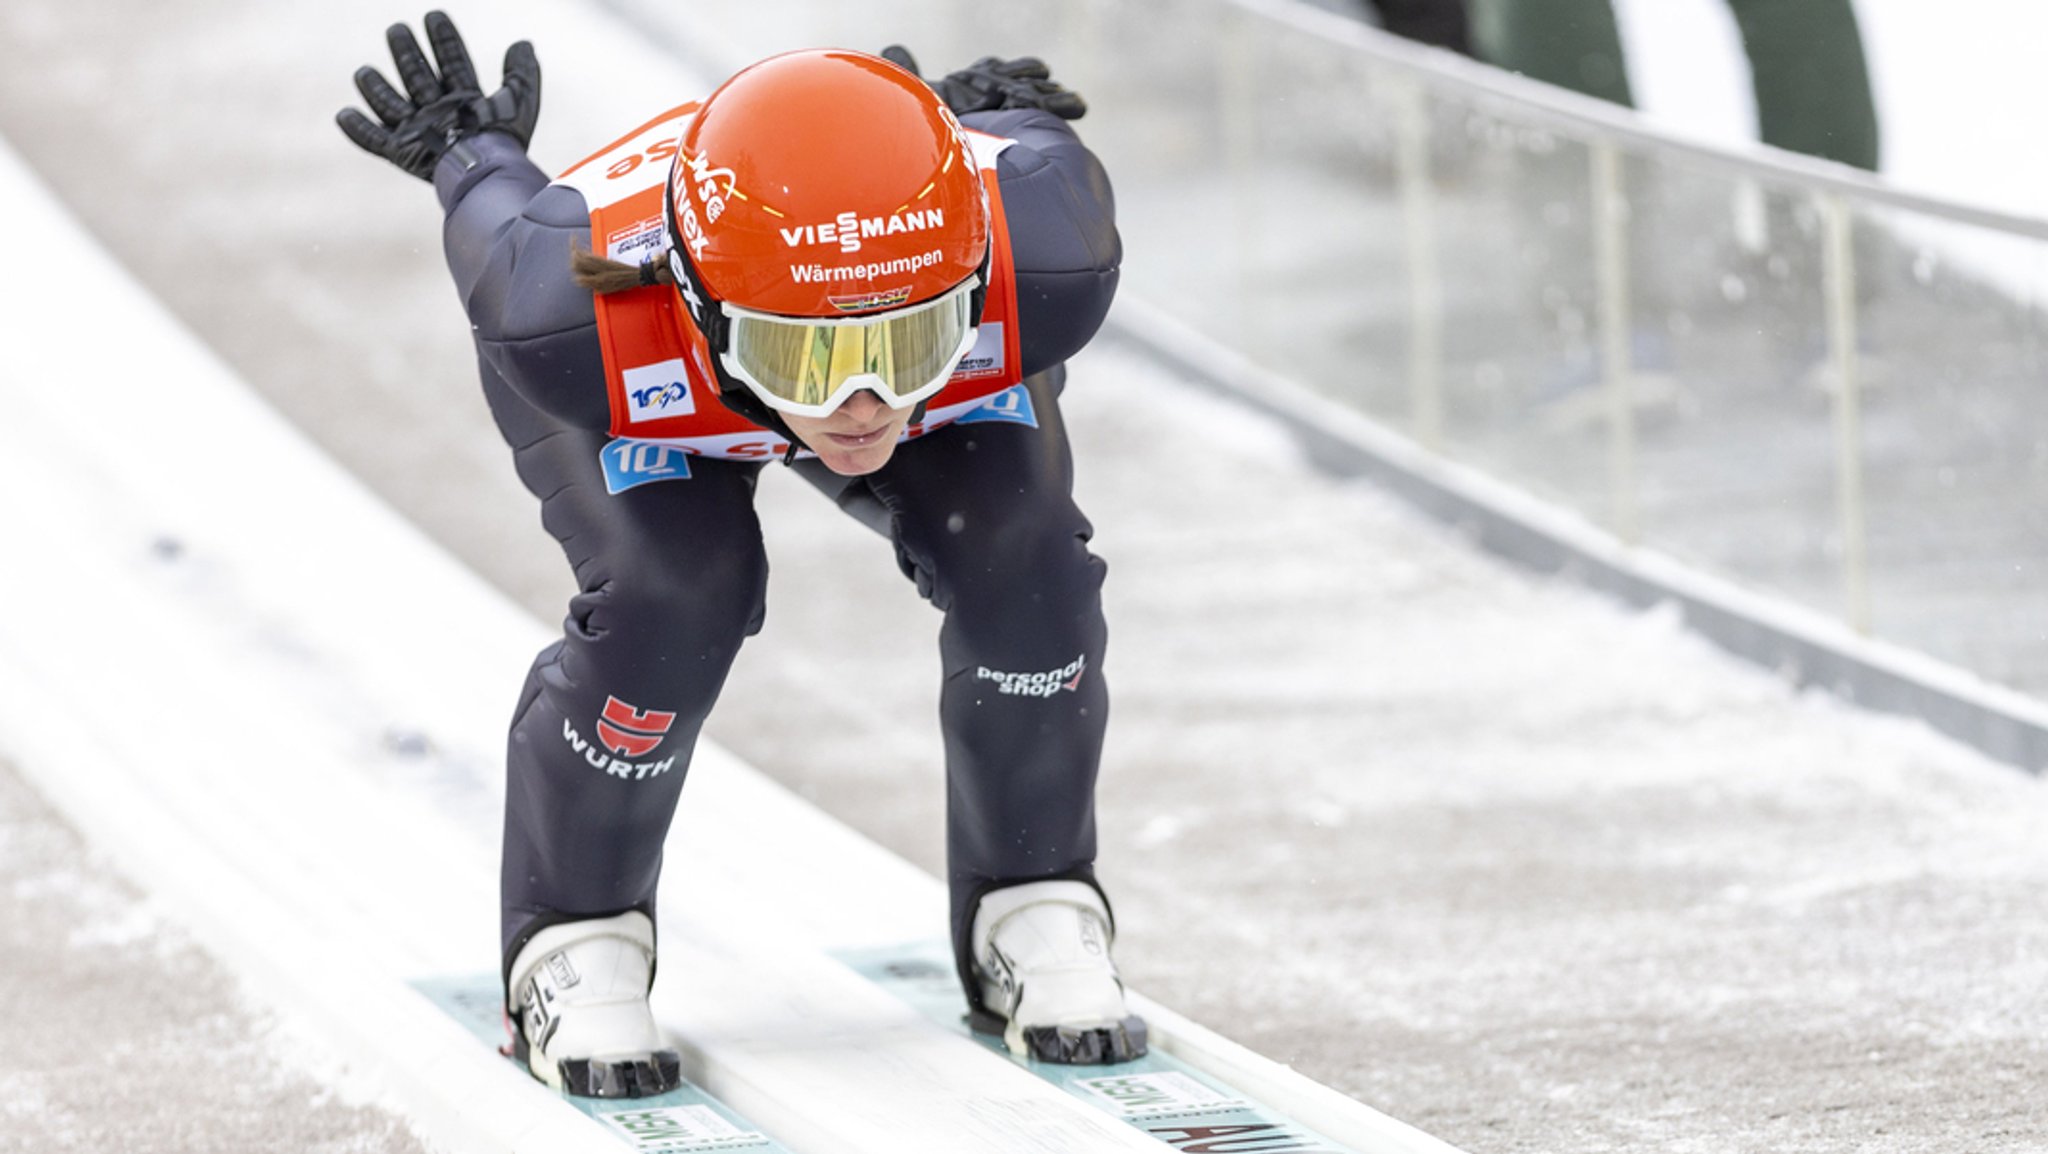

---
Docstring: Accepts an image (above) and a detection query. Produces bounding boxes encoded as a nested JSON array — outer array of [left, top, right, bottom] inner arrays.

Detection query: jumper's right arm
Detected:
[[338, 12, 609, 430], [434, 136, 611, 430]]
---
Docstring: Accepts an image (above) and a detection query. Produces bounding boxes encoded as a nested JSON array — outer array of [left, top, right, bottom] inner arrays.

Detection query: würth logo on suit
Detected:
[[597, 697, 676, 757], [560, 696, 680, 781]]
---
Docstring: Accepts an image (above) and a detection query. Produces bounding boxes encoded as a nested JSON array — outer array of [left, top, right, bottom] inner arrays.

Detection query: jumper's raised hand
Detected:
[[879, 46, 1087, 120], [336, 10, 540, 181]]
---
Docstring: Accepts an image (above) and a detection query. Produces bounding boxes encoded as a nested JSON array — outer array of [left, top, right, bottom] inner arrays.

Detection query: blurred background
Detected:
[[4, 1, 2048, 1151]]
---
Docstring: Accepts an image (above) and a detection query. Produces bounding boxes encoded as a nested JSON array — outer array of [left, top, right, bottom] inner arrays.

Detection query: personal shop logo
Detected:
[[975, 655, 1088, 698]]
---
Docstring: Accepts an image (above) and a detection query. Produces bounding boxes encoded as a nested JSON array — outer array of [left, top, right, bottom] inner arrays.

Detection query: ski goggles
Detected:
[[714, 276, 981, 419]]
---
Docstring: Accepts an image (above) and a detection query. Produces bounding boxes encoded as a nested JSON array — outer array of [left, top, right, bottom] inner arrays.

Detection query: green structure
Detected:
[[1725, 0, 1879, 170], [1468, 0, 1636, 107], [1467, 0, 1879, 170]]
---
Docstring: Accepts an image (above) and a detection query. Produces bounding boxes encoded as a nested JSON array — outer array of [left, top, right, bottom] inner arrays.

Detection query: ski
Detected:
[[838, 941, 1369, 1154], [414, 974, 794, 1154]]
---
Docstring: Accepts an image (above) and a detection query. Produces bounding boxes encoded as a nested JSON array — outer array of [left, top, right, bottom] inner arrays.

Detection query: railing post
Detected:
[[1394, 78, 1443, 451], [1821, 192, 1871, 634], [1591, 138, 1637, 544]]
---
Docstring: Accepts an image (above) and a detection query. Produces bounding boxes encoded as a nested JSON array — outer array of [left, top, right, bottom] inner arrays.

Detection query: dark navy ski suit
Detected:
[[430, 108, 1121, 1005]]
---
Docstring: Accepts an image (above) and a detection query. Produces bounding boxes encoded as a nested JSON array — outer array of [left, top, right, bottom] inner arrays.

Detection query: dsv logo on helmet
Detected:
[[682, 151, 739, 225]]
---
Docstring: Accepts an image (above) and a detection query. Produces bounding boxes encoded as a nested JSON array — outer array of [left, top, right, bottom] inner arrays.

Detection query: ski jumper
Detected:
[[432, 108, 1121, 1009]]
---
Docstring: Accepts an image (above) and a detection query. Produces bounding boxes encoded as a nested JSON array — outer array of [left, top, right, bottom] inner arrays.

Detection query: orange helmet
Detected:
[[664, 49, 992, 419]]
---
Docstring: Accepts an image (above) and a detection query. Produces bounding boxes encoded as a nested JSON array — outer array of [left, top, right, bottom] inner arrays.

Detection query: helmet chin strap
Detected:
[[712, 371, 936, 468], [713, 383, 928, 468], [702, 358, 811, 465]]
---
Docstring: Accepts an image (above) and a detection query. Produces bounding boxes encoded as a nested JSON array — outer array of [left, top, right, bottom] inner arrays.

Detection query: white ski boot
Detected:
[[507, 910, 682, 1098], [969, 880, 1148, 1063]]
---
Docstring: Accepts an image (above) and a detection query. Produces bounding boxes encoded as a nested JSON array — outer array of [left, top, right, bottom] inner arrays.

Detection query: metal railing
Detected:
[[1218, 0, 2048, 666]]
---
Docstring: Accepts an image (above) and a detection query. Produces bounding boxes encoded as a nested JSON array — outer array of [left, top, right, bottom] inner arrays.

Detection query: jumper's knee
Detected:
[[907, 494, 1103, 618]]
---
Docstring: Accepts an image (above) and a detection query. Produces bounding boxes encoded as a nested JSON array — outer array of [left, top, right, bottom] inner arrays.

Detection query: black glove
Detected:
[[880, 46, 1087, 121], [337, 10, 540, 181]]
